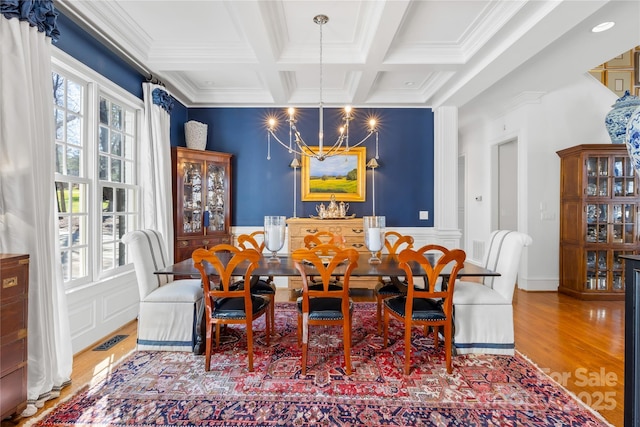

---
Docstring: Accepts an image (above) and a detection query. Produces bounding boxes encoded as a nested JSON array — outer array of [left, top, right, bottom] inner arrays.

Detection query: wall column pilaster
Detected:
[[434, 106, 461, 247]]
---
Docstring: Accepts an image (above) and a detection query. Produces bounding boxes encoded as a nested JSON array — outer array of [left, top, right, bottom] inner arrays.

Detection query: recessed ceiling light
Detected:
[[592, 22, 615, 33], [404, 81, 415, 87], [204, 81, 215, 86]]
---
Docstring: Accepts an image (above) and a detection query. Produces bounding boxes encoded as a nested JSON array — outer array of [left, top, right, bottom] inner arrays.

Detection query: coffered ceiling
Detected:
[[55, 0, 639, 109]]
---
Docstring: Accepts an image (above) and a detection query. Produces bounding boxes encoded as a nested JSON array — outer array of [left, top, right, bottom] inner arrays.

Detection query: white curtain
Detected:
[[0, 6, 73, 418], [140, 82, 174, 258]]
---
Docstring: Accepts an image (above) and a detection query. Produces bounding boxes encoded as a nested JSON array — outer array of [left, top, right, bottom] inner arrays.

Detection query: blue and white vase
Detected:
[[605, 90, 640, 144], [625, 106, 640, 175]]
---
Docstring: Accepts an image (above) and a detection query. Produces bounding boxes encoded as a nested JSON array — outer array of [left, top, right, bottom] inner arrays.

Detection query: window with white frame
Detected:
[[53, 55, 140, 287]]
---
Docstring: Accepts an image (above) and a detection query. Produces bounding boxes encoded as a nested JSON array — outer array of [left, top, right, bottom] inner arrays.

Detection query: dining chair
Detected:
[[383, 245, 466, 374], [452, 230, 532, 355], [237, 231, 276, 330], [373, 231, 415, 333], [121, 229, 204, 352], [292, 244, 359, 375], [192, 244, 271, 372], [303, 230, 346, 248], [303, 231, 346, 291]]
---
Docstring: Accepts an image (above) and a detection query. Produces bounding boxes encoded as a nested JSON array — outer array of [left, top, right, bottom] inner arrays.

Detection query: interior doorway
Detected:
[[492, 139, 518, 231]]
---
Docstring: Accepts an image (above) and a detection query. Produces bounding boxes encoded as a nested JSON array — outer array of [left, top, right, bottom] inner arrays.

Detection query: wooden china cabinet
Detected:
[[171, 147, 232, 263], [557, 144, 640, 300]]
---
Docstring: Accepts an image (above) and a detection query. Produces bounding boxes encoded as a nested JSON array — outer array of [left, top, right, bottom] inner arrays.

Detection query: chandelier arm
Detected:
[[268, 130, 312, 157], [317, 135, 348, 158], [340, 130, 377, 151], [291, 128, 313, 154], [297, 125, 349, 159], [292, 129, 333, 159]]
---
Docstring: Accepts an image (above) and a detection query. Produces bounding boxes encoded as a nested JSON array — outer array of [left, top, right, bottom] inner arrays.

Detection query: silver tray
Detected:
[[309, 214, 356, 220]]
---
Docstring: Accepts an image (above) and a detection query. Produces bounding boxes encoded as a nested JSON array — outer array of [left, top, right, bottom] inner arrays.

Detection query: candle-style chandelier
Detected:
[[266, 14, 378, 161]]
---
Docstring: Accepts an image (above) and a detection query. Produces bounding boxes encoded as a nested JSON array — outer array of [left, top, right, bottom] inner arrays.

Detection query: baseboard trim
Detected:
[[517, 277, 558, 292]]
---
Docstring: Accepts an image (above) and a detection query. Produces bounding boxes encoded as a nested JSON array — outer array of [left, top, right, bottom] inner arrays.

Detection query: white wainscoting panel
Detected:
[[66, 271, 139, 354]]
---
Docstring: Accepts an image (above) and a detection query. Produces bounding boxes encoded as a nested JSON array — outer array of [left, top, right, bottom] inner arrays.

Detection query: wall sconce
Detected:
[[290, 157, 301, 218], [367, 158, 380, 216]]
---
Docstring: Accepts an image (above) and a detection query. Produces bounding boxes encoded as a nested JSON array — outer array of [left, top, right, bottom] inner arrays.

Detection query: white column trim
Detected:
[[434, 106, 461, 245]]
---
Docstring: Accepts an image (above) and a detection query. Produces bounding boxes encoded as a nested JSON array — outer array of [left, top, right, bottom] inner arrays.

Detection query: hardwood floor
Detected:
[[2, 289, 624, 427], [512, 290, 624, 427]]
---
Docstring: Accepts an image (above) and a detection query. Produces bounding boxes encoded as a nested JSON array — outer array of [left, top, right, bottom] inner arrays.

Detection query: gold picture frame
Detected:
[[301, 147, 366, 202], [606, 70, 634, 97]]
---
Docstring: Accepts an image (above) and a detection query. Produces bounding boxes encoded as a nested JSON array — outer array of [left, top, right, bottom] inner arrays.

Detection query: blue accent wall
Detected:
[[54, 10, 435, 228], [171, 102, 189, 146], [187, 108, 434, 227]]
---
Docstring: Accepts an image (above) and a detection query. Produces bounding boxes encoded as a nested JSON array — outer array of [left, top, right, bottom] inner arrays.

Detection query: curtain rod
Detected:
[[147, 75, 165, 87]]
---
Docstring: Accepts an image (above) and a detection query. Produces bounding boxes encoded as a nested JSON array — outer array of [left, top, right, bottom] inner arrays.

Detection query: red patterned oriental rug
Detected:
[[34, 302, 611, 427]]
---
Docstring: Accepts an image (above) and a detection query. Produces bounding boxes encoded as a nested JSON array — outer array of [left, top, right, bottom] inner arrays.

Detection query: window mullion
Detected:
[[86, 81, 100, 283]]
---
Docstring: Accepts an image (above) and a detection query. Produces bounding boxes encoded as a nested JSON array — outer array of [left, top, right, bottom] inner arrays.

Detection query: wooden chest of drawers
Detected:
[[174, 235, 231, 265], [1, 254, 29, 420], [287, 218, 376, 290]]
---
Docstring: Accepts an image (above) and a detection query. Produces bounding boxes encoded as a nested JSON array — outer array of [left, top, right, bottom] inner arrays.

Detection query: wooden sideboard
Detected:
[[0, 254, 29, 420], [286, 217, 377, 290]]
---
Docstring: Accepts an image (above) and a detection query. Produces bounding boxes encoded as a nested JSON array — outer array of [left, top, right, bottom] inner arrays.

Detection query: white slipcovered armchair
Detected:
[[122, 229, 203, 351], [453, 230, 532, 355]]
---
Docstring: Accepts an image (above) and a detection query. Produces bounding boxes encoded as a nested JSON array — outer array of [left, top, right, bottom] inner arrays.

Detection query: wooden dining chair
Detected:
[[303, 230, 346, 248], [383, 245, 466, 374], [192, 244, 271, 372], [237, 231, 276, 330], [292, 244, 359, 375], [303, 231, 346, 291], [373, 231, 415, 334]]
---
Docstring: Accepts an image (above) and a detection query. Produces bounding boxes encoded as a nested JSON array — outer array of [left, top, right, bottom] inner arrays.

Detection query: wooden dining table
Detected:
[[155, 253, 499, 354], [155, 252, 499, 279]]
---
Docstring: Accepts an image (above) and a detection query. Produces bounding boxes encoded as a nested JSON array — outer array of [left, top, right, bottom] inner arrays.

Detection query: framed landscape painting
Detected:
[[301, 147, 366, 201]]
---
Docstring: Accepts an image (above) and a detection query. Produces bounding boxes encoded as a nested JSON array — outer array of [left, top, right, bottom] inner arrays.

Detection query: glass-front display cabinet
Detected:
[[171, 147, 232, 263], [557, 144, 639, 300]]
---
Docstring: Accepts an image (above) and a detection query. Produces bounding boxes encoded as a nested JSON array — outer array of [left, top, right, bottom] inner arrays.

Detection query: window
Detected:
[[53, 58, 140, 287], [98, 96, 137, 271]]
